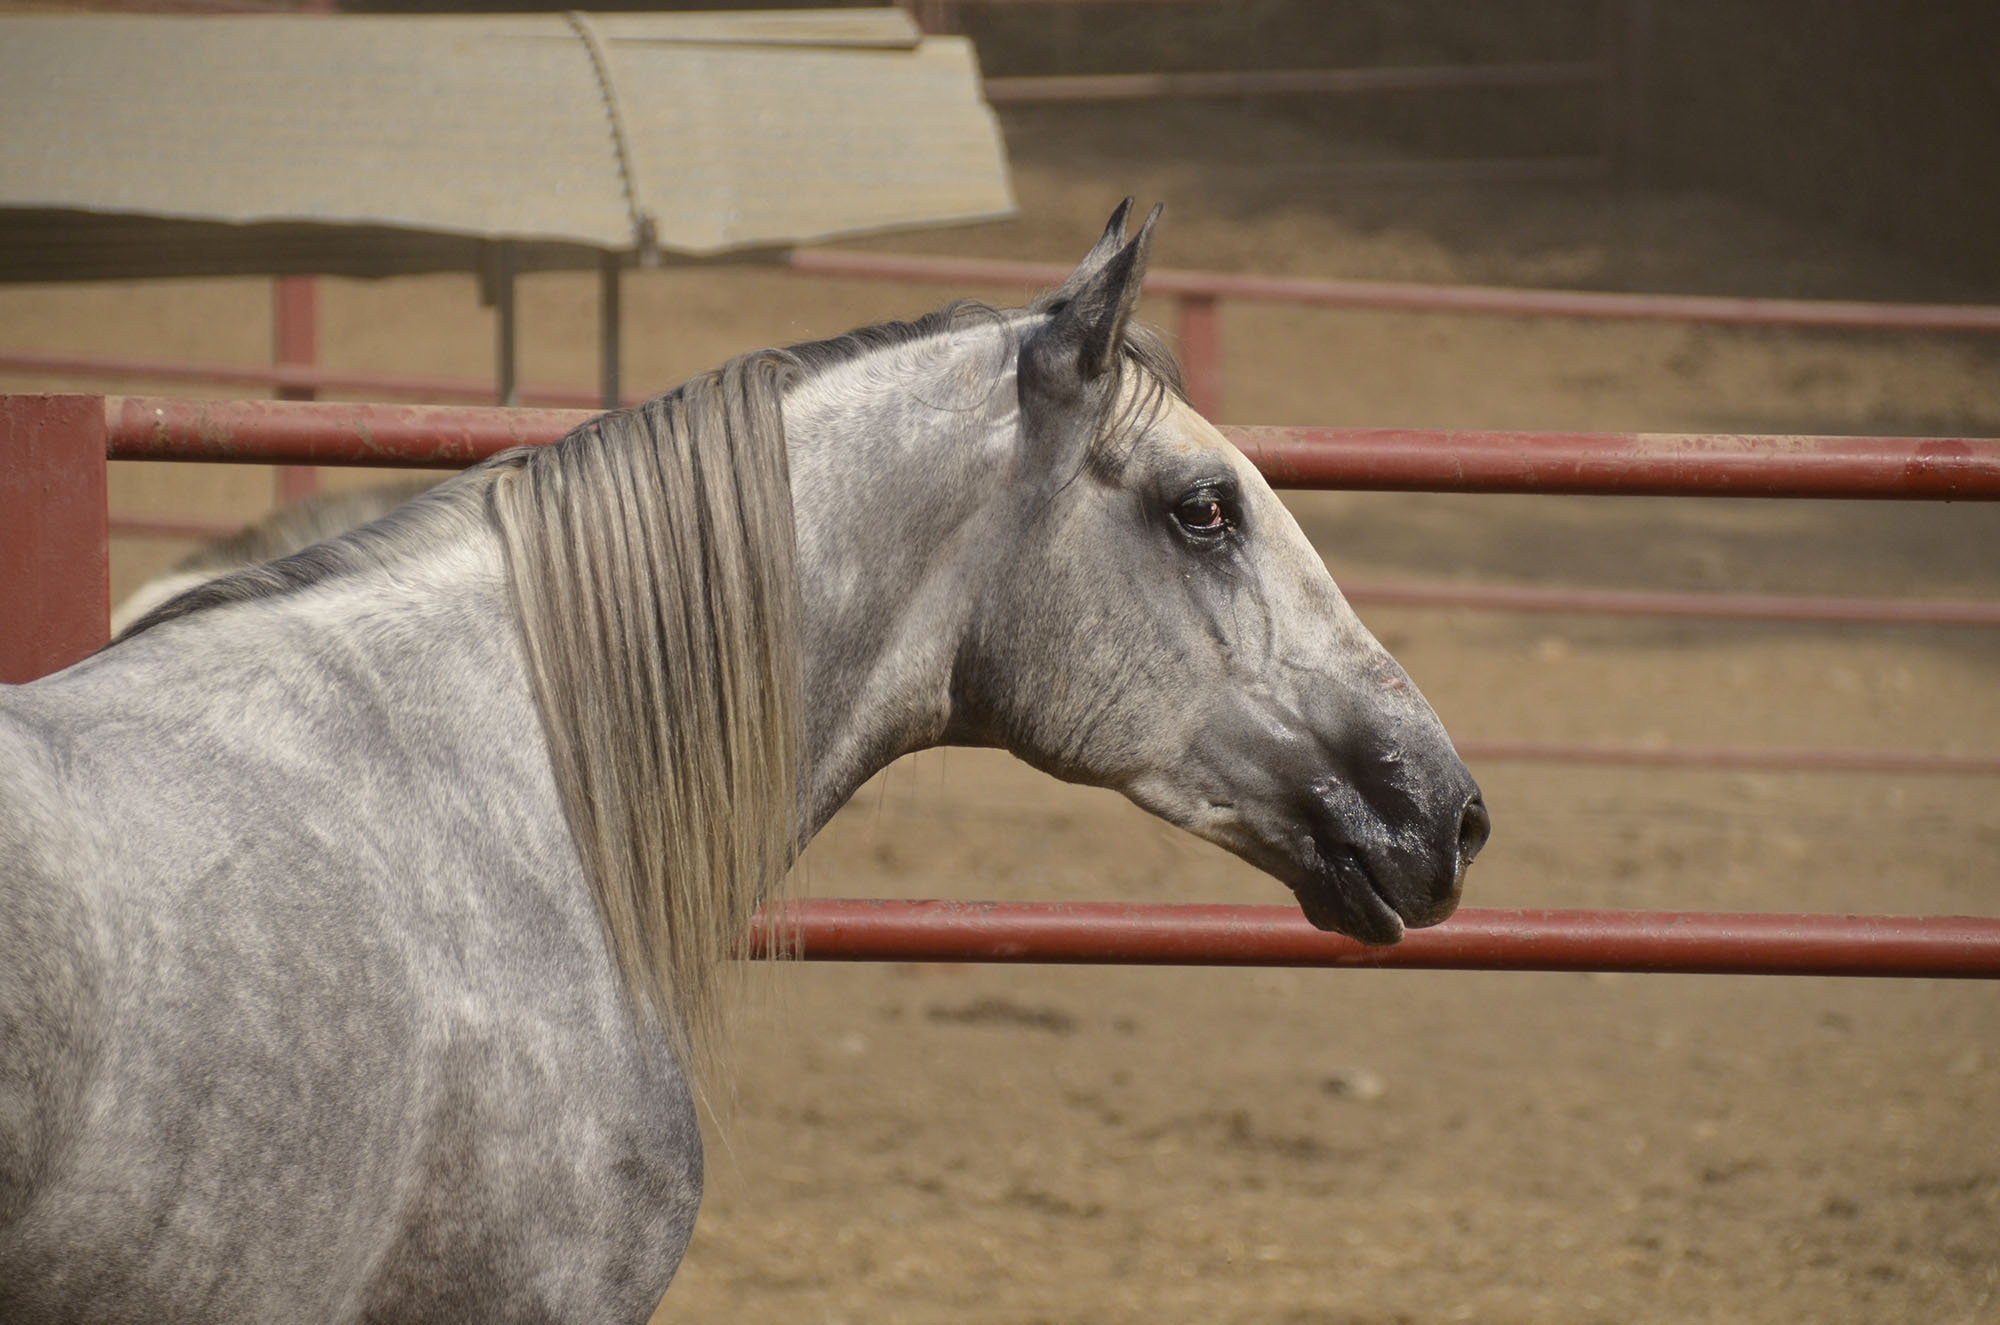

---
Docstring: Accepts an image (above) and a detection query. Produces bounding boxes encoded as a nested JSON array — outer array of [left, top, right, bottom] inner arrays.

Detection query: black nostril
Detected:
[[1457, 794, 1491, 864]]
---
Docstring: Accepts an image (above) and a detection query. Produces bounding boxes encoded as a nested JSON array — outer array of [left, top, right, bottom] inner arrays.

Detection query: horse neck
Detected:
[[781, 322, 1027, 833], [253, 513, 519, 702], [85, 501, 543, 789]]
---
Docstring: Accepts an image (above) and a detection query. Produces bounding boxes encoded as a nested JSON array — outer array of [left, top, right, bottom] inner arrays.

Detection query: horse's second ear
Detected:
[[1034, 202, 1161, 390], [1048, 198, 1135, 303]]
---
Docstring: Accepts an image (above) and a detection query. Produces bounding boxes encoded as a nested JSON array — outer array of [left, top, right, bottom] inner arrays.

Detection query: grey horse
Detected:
[[0, 203, 1487, 1321]]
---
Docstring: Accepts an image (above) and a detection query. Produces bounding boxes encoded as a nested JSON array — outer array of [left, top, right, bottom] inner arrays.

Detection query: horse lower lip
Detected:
[[1347, 876, 1406, 945], [1302, 844, 1406, 946]]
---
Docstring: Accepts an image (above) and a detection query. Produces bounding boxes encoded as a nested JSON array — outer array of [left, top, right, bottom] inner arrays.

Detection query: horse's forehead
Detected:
[[1115, 393, 1258, 479]]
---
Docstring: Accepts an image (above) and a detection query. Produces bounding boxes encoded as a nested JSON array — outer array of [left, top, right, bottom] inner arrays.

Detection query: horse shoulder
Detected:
[[349, 1026, 705, 1320], [2, 642, 705, 1318]]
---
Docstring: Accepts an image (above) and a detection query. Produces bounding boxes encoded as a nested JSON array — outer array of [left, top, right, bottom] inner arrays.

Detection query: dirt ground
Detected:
[[4, 100, 1998, 1322]]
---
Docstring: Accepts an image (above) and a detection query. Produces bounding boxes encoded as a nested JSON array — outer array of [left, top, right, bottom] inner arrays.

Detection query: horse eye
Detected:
[[1174, 494, 1231, 536]]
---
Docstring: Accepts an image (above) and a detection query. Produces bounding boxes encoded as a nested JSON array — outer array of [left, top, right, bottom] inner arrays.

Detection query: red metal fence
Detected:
[[752, 901, 2000, 979], [15, 251, 2000, 671], [82, 396, 1998, 497], [11, 248, 2000, 425], [3, 391, 1997, 979], [789, 251, 2000, 424], [15, 395, 2000, 776]]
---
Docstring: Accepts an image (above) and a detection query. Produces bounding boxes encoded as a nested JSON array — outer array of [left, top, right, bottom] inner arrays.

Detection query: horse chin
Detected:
[[1293, 839, 1408, 947]]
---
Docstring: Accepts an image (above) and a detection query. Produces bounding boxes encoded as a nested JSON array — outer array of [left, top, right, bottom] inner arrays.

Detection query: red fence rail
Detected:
[[1455, 741, 2000, 778], [752, 901, 2000, 979], [786, 250, 2000, 421], [37, 394, 2000, 778], [10, 247, 2000, 426], [1335, 581, 2000, 629], [782, 249, 2000, 335], [0, 348, 606, 411], [98, 396, 2000, 500], [1228, 426, 1998, 500], [5, 390, 1998, 977]]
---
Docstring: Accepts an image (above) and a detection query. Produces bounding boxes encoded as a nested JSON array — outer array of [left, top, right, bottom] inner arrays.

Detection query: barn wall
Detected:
[[333, 0, 1996, 285], [958, 0, 1999, 286], [1635, 1, 2000, 286]]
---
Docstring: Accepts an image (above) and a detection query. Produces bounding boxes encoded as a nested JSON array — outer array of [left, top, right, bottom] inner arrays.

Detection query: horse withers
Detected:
[[108, 478, 437, 636], [0, 202, 1486, 1320]]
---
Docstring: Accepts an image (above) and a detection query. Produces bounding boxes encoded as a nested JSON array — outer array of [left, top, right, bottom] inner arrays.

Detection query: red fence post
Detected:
[[272, 275, 320, 504], [1176, 293, 1223, 419], [0, 394, 108, 683]]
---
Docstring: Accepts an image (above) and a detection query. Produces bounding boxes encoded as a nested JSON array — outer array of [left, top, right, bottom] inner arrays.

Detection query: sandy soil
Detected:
[[3, 100, 1997, 1322]]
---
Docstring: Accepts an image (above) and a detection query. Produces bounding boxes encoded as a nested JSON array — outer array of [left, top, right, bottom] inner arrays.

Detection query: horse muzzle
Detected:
[[1291, 780, 1490, 947]]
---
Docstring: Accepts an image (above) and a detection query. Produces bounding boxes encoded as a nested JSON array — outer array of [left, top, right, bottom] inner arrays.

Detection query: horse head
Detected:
[[941, 201, 1489, 944]]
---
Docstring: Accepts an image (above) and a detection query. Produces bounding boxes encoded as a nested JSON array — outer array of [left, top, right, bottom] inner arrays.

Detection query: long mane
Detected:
[[490, 349, 804, 1067]]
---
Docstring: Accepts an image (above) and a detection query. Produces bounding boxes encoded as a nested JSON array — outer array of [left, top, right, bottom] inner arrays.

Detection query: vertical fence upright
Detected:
[[272, 276, 321, 504], [0, 395, 107, 683]]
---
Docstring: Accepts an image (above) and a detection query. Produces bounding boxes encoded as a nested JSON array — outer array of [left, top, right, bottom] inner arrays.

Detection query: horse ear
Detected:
[[1048, 198, 1136, 302], [1032, 201, 1161, 388]]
